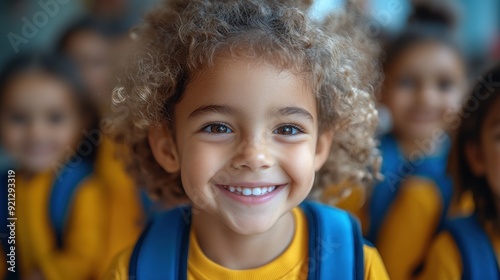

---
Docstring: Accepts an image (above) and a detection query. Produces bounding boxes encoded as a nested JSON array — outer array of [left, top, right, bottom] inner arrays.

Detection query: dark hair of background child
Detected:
[[449, 63, 500, 226]]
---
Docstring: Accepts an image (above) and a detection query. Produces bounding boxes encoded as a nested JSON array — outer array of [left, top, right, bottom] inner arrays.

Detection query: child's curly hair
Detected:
[[112, 0, 381, 204]]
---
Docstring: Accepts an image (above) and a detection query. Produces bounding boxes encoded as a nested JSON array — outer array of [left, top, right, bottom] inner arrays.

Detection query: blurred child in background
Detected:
[[57, 17, 146, 277], [364, 2, 468, 279], [57, 17, 113, 107], [418, 63, 500, 280], [0, 53, 105, 280]]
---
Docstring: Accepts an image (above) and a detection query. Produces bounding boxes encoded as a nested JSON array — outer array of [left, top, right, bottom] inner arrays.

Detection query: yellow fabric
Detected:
[[105, 207, 389, 280], [188, 207, 309, 279], [375, 177, 442, 280], [416, 232, 462, 280], [332, 186, 369, 235], [94, 136, 144, 277], [0, 171, 106, 280], [448, 190, 475, 217], [417, 221, 500, 280]]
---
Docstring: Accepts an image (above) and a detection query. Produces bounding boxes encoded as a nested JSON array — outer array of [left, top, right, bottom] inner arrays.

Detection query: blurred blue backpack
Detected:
[[366, 133, 454, 243], [0, 161, 93, 280], [446, 215, 500, 280]]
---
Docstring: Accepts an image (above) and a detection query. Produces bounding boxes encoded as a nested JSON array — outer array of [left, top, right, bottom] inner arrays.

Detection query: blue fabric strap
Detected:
[[367, 133, 452, 243], [301, 201, 364, 280], [49, 160, 93, 248], [446, 215, 500, 280], [129, 205, 191, 280]]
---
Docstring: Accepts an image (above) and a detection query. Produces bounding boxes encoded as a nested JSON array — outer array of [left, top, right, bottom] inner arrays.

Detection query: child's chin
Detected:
[[20, 159, 54, 174], [225, 215, 281, 236]]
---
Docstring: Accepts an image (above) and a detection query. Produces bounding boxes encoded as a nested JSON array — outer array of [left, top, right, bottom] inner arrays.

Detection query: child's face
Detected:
[[150, 58, 333, 235], [0, 72, 83, 173], [65, 30, 110, 103], [382, 41, 466, 140], [467, 97, 500, 199]]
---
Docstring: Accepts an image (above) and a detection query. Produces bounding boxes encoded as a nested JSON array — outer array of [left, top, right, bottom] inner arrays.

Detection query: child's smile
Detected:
[[151, 56, 333, 235], [216, 182, 286, 204]]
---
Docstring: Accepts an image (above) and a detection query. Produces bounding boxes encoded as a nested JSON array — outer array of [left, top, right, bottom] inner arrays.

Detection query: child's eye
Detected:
[[201, 123, 233, 133], [274, 125, 303, 135], [48, 113, 66, 125], [397, 76, 415, 89], [437, 79, 454, 93], [8, 112, 28, 125]]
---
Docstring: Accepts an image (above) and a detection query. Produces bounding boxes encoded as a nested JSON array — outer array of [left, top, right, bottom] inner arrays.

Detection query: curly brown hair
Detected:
[[111, 0, 381, 204]]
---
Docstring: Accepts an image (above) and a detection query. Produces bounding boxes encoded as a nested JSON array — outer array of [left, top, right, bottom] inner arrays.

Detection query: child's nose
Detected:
[[230, 137, 275, 171], [416, 85, 439, 107], [28, 119, 46, 139]]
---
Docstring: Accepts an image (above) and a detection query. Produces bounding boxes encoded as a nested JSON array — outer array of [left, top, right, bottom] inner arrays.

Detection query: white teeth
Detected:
[[242, 188, 252, 195], [224, 185, 278, 196]]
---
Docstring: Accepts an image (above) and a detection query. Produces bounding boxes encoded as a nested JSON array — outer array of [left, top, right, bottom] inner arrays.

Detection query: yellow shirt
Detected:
[[373, 177, 476, 280], [374, 177, 442, 280], [1, 171, 106, 280], [94, 136, 144, 277], [105, 207, 389, 279], [417, 222, 500, 280]]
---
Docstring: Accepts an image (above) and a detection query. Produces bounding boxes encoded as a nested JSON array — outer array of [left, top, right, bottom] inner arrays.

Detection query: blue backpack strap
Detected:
[[367, 133, 404, 242], [367, 134, 453, 243], [446, 215, 500, 280], [301, 201, 364, 280], [412, 137, 453, 232], [49, 160, 93, 248], [129, 205, 191, 280], [1, 170, 19, 280]]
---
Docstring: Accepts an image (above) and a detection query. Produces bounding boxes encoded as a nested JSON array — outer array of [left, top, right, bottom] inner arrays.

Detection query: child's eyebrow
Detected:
[[188, 104, 235, 119], [274, 107, 314, 121], [187, 104, 313, 121]]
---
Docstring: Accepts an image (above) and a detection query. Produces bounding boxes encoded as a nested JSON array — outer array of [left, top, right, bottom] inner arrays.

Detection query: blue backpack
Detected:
[[0, 161, 93, 280], [445, 215, 500, 280], [366, 133, 453, 243], [129, 200, 365, 280]]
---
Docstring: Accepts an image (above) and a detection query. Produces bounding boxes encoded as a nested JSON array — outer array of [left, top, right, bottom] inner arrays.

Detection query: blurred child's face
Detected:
[[65, 30, 110, 103], [468, 97, 500, 198], [0, 72, 83, 173], [382, 41, 466, 140], [150, 58, 333, 235]]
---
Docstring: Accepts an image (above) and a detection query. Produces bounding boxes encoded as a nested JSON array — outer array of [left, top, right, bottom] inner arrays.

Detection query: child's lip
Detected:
[[215, 182, 285, 188]]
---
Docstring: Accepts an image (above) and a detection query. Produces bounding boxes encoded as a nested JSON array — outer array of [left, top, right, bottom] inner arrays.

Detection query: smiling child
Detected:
[[105, 0, 388, 279]]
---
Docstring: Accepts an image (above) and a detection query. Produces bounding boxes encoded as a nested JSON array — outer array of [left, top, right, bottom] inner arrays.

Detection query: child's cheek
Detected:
[[179, 141, 228, 194], [279, 143, 316, 191]]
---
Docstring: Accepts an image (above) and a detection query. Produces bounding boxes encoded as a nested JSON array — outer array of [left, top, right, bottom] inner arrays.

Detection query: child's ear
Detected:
[[464, 142, 486, 177], [148, 124, 180, 173], [314, 130, 334, 171]]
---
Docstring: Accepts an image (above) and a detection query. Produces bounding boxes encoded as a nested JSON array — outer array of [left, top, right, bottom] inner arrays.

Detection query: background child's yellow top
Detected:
[[0, 170, 105, 280], [94, 136, 144, 277], [372, 177, 475, 280], [417, 224, 500, 280], [105, 207, 389, 280]]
